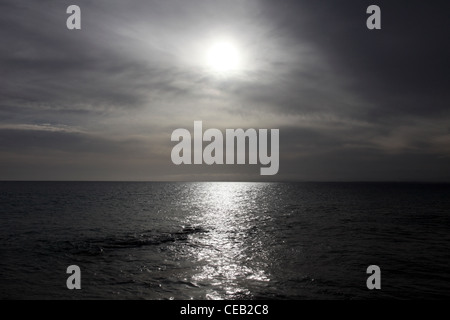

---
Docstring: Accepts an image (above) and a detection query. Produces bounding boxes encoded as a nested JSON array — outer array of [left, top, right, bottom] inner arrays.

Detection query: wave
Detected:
[[57, 226, 208, 256]]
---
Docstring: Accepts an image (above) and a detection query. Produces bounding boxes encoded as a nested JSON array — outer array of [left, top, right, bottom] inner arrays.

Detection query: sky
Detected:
[[0, 0, 449, 181]]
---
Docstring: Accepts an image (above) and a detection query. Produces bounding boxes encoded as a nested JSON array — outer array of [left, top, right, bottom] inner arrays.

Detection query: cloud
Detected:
[[258, 0, 450, 120], [0, 0, 449, 181]]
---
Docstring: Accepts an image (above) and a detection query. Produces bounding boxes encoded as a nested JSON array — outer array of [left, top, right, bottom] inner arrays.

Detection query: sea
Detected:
[[0, 182, 449, 300]]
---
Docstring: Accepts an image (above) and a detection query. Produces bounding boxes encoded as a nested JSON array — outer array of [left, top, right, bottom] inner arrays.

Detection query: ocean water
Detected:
[[0, 182, 449, 300]]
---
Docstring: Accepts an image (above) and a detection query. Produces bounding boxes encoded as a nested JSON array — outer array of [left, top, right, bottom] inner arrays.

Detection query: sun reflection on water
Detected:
[[184, 182, 272, 300]]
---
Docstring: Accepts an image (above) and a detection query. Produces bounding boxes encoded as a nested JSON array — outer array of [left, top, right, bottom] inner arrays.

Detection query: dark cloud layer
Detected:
[[260, 0, 450, 118], [0, 0, 449, 181]]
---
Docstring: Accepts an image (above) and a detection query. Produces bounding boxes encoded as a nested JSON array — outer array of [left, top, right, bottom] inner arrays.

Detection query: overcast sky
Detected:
[[1, 0, 449, 181]]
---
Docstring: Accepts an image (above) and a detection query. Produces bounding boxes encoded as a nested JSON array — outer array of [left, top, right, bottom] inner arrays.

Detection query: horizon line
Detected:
[[1, 180, 450, 184]]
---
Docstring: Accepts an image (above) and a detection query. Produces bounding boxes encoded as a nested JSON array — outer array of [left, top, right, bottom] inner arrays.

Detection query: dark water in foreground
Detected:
[[0, 182, 449, 300]]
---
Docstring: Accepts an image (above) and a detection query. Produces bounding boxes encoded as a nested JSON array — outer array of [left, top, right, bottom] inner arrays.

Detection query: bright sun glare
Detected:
[[206, 41, 242, 74]]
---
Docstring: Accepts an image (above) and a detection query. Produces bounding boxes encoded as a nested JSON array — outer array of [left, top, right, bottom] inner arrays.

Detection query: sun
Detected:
[[206, 40, 242, 74]]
